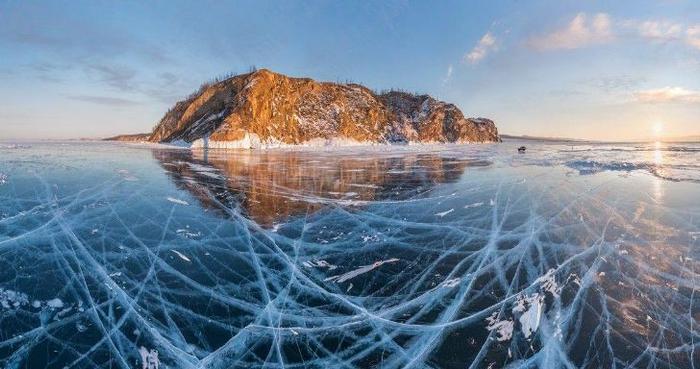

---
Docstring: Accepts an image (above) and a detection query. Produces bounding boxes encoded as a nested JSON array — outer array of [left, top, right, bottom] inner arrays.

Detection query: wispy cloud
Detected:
[[0, 3, 181, 106], [25, 62, 71, 83], [85, 64, 138, 92], [464, 32, 497, 64], [0, 7, 170, 64], [529, 13, 613, 50], [591, 75, 646, 93], [634, 87, 700, 103], [143, 72, 190, 104], [549, 75, 646, 98], [82, 64, 188, 104], [67, 95, 141, 106]]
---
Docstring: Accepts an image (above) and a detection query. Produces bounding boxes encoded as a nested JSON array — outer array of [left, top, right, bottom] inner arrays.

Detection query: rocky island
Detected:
[[107, 69, 500, 148]]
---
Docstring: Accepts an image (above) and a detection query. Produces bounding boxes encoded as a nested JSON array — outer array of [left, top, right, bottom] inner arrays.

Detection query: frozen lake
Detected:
[[1, 140, 699, 368]]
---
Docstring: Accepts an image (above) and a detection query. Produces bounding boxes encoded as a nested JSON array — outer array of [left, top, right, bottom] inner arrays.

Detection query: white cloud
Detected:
[[530, 14, 700, 53], [442, 64, 453, 84], [464, 32, 497, 64], [624, 19, 700, 50], [687, 25, 700, 49], [529, 13, 613, 50], [633, 20, 683, 40], [634, 87, 700, 103]]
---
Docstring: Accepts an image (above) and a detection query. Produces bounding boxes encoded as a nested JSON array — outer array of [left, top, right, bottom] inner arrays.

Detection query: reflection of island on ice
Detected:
[[152, 149, 491, 226]]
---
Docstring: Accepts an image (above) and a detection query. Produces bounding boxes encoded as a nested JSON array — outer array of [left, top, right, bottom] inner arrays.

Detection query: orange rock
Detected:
[[119, 69, 501, 145]]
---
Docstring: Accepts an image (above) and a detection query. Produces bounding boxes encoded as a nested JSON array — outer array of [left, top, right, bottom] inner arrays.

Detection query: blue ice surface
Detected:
[[0, 140, 699, 368]]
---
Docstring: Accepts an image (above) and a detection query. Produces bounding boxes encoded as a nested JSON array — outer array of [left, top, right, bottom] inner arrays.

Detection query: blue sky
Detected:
[[1, 0, 699, 140]]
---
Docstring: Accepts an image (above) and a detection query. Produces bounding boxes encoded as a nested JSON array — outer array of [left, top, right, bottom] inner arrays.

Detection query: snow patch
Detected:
[[191, 133, 378, 150]]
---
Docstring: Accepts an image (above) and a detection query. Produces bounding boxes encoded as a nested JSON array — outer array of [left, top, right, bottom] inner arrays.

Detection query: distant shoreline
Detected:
[[501, 134, 700, 144]]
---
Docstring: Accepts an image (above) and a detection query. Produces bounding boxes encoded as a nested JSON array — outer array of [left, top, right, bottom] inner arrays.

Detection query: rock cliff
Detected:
[[110, 69, 500, 147]]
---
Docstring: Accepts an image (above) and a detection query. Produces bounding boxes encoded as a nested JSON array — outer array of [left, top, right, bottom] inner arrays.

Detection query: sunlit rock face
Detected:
[[136, 69, 501, 146], [380, 91, 500, 143]]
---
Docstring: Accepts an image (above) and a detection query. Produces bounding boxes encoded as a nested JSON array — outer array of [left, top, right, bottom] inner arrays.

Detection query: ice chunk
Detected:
[[139, 347, 160, 369], [518, 295, 543, 340], [325, 258, 400, 283], [485, 312, 514, 342], [46, 298, 64, 309], [535, 268, 560, 297], [166, 197, 189, 205], [434, 209, 454, 217], [0, 288, 29, 309], [176, 228, 201, 239], [303, 259, 338, 270], [171, 250, 191, 262]]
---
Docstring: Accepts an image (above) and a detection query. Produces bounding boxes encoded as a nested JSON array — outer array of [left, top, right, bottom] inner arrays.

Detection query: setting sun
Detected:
[[652, 122, 664, 136]]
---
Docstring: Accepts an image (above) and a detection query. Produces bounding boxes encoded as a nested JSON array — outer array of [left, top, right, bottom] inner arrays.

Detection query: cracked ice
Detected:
[[1, 141, 699, 368]]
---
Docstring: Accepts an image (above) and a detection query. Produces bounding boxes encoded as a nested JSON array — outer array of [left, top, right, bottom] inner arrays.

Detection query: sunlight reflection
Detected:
[[653, 141, 663, 165], [652, 142, 664, 202]]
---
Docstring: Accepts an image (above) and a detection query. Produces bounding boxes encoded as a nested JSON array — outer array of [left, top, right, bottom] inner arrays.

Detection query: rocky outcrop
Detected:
[[380, 91, 499, 143], [112, 69, 500, 147]]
